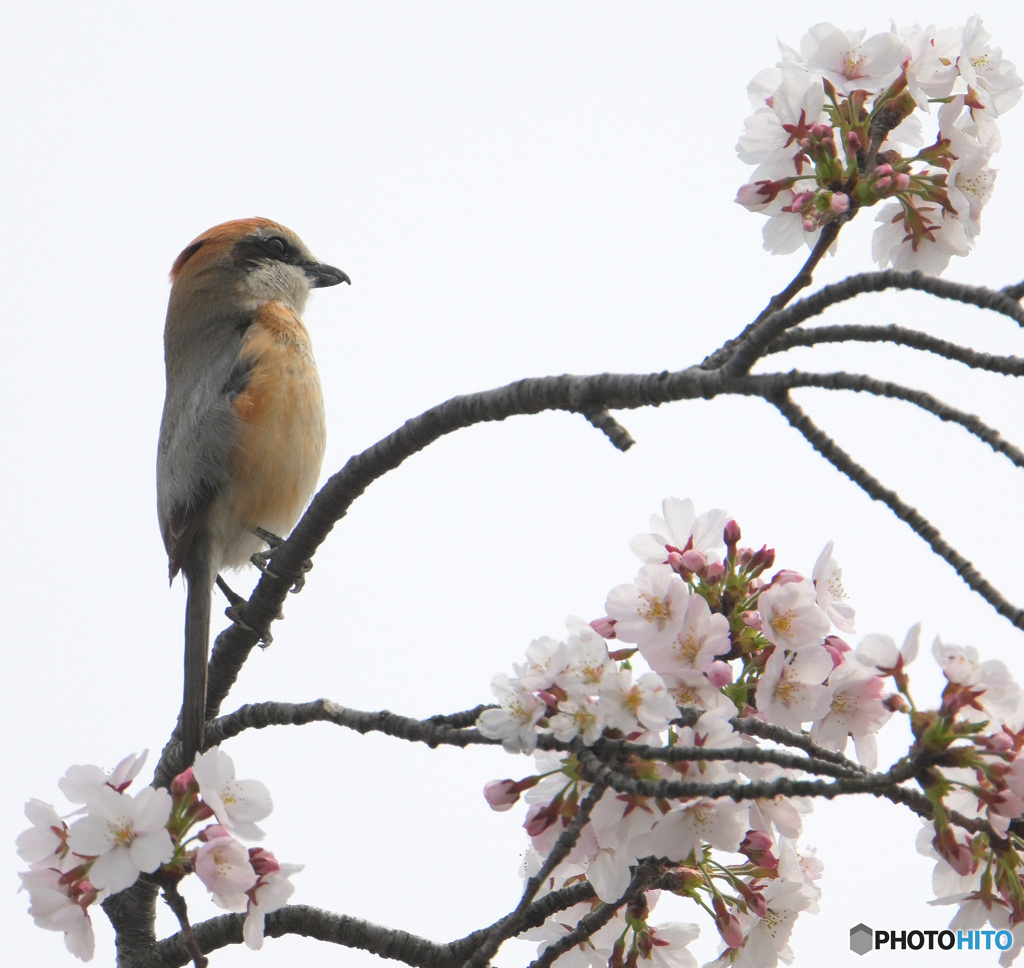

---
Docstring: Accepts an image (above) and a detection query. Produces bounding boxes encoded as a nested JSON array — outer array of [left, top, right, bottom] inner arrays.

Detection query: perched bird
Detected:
[[157, 218, 348, 765]]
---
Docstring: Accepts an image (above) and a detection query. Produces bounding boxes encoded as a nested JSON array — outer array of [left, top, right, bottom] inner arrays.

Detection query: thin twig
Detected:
[[771, 392, 1024, 630]]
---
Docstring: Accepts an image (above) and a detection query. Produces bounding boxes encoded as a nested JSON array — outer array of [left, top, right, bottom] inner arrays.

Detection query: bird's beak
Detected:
[[305, 262, 351, 288]]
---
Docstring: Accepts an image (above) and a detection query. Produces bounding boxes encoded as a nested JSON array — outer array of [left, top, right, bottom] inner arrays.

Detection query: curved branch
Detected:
[[529, 860, 665, 968], [462, 782, 606, 968], [718, 271, 1024, 376], [209, 699, 869, 783], [576, 746, 915, 803], [766, 323, 1024, 376], [738, 369, 1024, 470], [771, 392, 1024, 630], [207, 700, 494, 749], [594, 737, 864, 780]]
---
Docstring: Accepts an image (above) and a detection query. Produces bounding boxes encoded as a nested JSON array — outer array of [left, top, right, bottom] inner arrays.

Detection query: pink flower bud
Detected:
[[716, 911, 745, 949], [823, 635, 851, 668], [590, 616, 617, 639], [770, 569, 804, 586], [747, 545, 775, 575], [198, 823, 231, 842], [706, 661, 733, 688], [724, 519, 741, 547], [933, 828, 977, 877], [666, 550, 689, 575], [980, 732, 1015, 753], [741, 611, 763, 631], [736, 182, 771, 212], [484, 779, 521, 812], [884, 693, 910, 713], [738, 881, 768, 918], [704, 562, 726, 584], [894, 172, 911, 190], [248, 847, 280, 877], [830, 192, 850, 213], [740, 829, 773, 854], [680, 549, 706, 572], [524, 802, 559, 838], [171, 768, 197, 799]]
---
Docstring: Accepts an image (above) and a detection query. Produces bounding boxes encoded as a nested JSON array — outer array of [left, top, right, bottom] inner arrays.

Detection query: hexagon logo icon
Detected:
[[850, 923, 873, 956]]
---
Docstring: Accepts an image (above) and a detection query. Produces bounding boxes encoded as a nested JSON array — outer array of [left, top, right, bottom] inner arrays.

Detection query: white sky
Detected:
[[6, 2, 1024, 966]]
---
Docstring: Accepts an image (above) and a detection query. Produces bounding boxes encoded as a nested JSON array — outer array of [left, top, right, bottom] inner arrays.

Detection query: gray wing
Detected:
[[156, 310, 254, 580]]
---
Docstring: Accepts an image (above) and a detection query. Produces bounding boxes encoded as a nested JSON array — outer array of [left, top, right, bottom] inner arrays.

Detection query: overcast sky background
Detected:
[[6, 2, 1024, 966]]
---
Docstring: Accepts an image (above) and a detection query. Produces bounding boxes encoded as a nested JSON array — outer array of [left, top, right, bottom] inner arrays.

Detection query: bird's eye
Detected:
[[264, 237, 289, 258]]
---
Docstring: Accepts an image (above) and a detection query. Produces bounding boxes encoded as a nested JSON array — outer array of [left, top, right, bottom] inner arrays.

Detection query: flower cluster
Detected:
[[909, 639, 1024, 966], [735, 19, 1021, 273], [478, 497, 1024, 966], [17, 747, 300, 961]]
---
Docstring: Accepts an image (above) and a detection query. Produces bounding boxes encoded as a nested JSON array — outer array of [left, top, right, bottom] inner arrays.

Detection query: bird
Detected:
[[157, 217, 348, 767]]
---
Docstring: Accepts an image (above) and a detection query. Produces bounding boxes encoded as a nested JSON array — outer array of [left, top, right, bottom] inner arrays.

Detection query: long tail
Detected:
[[181, 549, 214, 767]]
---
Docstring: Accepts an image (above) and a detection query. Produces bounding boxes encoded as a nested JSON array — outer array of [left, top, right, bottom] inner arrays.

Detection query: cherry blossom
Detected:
[[477, 673, 546, 752], [854, 624, 920, 686], [958, 15, 1023, 126], [19, 868, 96, 961], [784, 23, 907, 94], [809, 661, 890, 769], [65, 785, 173, 894], [605, 565, 690, 648], [16, 799, 70, 869], [243, 852, 304, 950], [521, 899, 623, 967], [629, 497, 729, 566], [811, 541, 855, 633], [933, 636, 1023, 725], [598, 669, 679, 734], [194, 826, 258, 910], [736, 19, 1019, 272], [192, 747, 272, 842], [549, 692, 604, 745], [757, 578, 831, 650], [724, 879, 820, 968], [58, 751, 149, 806], [637, 592, 731, 677], [643, 921, 700, 968], [648, 798, 750, 861], [754, 646, 834, 731]]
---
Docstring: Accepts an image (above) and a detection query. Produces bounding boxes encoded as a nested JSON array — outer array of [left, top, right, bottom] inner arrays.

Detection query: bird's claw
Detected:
[[250, 527, 313, 593]]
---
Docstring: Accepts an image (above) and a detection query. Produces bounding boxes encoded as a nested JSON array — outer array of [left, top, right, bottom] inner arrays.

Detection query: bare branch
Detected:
[[771, 392, 1024, 630], [718, 271, 1024, 375], [529, 861, 665, 968], [740, 369, 1024, 470], [462, 782, 607, 968], [767, 323, 1024, 376]]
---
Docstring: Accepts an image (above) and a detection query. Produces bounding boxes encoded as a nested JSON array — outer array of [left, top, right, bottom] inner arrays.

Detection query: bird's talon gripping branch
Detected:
[[224, 604, 274, 648], [250, 526, 313, 592]]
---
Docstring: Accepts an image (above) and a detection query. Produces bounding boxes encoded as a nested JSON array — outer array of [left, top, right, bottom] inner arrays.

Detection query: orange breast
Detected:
[[209, 300, 326, 571]]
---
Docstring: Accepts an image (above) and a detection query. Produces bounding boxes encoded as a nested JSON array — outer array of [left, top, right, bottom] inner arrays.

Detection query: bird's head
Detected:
[[169, 217, 349, 316]]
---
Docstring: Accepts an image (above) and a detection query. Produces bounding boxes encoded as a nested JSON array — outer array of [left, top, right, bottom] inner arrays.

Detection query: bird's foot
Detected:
[[219, 575, 275, 647], [251, 526, 313, 593]]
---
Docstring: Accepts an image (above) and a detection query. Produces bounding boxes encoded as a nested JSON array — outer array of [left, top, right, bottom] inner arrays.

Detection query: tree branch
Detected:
[[771, 392, 1024, 631]]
